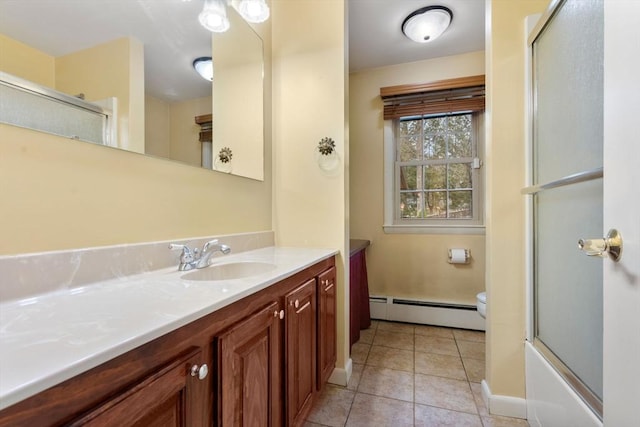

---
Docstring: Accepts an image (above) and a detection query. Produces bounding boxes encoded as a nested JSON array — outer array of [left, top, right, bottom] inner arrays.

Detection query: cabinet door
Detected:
[[219, 301, 282, 427], [285, 278, 317, 426], [317, 266, 337, 389], [69, 348, 206, 427]]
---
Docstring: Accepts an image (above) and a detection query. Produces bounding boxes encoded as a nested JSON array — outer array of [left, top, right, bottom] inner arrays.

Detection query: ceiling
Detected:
[[0, 0, 485, 101], [349, 0, 485, 72]]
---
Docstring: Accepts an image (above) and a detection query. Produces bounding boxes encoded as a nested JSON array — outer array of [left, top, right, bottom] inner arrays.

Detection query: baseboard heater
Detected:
[[369, 296, 485, 331]]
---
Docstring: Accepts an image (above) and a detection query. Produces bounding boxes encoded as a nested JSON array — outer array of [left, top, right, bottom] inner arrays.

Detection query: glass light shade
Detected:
[[237, 0, 270, 23], [402, 6, 452, 43], [193, 57, 213, 81], [199, 0, 230, 32]]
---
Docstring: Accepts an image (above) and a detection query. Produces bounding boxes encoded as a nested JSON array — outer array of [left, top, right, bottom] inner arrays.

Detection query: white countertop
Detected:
[[0, 246, 337, 410]]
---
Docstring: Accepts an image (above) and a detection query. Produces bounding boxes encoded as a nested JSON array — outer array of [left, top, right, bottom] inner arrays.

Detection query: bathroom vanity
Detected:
[[0, 243, 337, 427]]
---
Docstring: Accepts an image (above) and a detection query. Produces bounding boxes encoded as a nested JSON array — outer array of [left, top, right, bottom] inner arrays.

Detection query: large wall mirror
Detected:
[[0, 0, 264, 181]]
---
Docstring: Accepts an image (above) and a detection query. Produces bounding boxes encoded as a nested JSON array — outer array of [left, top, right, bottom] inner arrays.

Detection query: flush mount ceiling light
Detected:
[[193, 57, 213, 81], [237, 0, 270, 23], [402, 5, 453, 43], [199, 0, 230, 32]]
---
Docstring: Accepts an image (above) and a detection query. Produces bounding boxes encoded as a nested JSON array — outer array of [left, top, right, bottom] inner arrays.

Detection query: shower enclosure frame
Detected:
[[523, 0, 603, 424]]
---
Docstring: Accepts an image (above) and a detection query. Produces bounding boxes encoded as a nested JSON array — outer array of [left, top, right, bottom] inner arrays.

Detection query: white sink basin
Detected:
[[181, 261, 277, 281]]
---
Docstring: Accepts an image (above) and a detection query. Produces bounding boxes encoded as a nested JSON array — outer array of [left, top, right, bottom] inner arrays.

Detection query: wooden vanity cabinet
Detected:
[[218, 301, 282, 427], [0, 256, 336, 427], [285, 278, 317, 427], [68, 348, 206, 427], [317, 266, 337, 389]]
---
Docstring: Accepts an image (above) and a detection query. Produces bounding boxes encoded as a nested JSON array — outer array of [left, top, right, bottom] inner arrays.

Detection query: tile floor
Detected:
[[305, 320, 529, 427]]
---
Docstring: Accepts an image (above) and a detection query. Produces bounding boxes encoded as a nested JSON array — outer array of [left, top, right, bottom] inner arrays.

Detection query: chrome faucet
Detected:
[[169, 239, 231, 271], [195, 239, 231, 269]]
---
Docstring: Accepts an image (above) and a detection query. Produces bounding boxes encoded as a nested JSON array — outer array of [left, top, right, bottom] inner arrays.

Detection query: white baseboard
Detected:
[[481, 379, 528, 419], [327, 357, 352, 387], [370, 296, 485, 331]]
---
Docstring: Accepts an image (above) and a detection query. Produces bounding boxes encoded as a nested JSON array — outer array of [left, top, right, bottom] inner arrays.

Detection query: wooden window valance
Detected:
[[380, 75, 485, 120], [195, 114, 212, 142]]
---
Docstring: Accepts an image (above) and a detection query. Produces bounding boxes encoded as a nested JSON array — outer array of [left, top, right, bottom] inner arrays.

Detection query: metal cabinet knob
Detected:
[[294, 299, 300, 308], [279, 310, 285, 319], [578, 229, 623, 262], [190, 363, 208, 380]]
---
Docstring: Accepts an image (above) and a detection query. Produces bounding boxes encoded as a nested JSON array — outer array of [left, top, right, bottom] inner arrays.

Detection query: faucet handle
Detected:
[[169, 243, 196, 263], [201, 239, 219, 252]]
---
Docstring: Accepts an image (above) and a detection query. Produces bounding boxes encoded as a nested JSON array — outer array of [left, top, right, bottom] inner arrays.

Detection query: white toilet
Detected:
[[476, 292, 487, 319]]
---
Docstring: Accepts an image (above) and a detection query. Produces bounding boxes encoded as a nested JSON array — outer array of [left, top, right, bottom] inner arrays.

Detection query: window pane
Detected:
[[424, 134, 446, 159], [400, 166, 419, 190], [449, 132, 472, 158], [448, 163, 472, 188], [400, 192, 421, 218], [399, 119, 421, 136], [399, 136, 420, 161], [424, 165, 446, 189], [424, 116, 447, 134], [449, 191, 472, 218], [425, 191, 447, 218], [447, 114, 471, 131]]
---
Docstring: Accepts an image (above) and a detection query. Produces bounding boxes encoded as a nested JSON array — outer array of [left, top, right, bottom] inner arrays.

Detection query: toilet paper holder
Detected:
[[448, 249, 471, 264]]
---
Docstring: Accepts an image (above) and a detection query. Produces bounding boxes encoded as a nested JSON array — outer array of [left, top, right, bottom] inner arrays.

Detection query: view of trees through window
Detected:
[[397, 113, 474, 219]]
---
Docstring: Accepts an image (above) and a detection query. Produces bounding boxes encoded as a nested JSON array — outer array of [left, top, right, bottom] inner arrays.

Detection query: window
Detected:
[[381, 76, 485, 234]]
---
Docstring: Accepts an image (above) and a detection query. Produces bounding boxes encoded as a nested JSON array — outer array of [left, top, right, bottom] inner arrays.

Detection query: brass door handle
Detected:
[[578, 229, 622, 262]]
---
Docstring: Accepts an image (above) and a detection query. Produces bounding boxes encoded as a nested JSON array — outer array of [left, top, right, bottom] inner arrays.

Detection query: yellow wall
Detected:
[[145, 94, 171, 159], [272, 0, 349, 373], [0, 34, 55, 87], [349, 51, 486, 305], [486, 0, 548, 399], [145, 95, 211, 166], [169, 96, 212, 167], [55, 37, 146, 153]]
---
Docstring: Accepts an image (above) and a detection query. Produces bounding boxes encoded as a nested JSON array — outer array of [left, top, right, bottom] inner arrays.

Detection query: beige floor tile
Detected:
[[457, 340, 486, 360], [347, 363, 364, 391], [415, 352, 467, 381], [366, 345, 414, 372], [351, 342, 371, 364], [415, 335, 460, 357], [470, 382, 489, 417], [368, 320, 380, 330], [415, 404, 483, 427], [305, 385, 355, 427], [304, 423, 330, 427], [415, 374, 477, 414], [377, 321, 416, 335], [415, 324, 455, 338], [357, 365, 414, 402], [453, 329, 486, 343], [373, 330, 414, 351], [462, 357, 485, 383], [358, 328, 375, 344], [345, 393, 414, 427], [481, 415, 530, 426]]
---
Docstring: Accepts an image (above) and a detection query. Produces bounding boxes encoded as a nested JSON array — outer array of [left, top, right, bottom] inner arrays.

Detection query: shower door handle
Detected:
[[578, 229, 623, 262]]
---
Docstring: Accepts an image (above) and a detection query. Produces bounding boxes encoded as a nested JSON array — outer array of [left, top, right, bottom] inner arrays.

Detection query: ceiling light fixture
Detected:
[[193, 57, 213, 81], [401, 6, 453, 43], [237, 0, 270, 23], [199, 0, 230, 32]]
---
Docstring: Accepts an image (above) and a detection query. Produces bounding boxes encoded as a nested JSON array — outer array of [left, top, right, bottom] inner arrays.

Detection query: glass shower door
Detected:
[[528, 0, 604, 417]]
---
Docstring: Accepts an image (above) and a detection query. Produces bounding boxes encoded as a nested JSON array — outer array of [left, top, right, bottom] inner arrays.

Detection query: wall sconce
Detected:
[[316, 137, 340, 173], [193, 57, 213, 81], [198, 0, 270, 32], [401, 6, 452, 43], [199, 0, 230, 32], [237, 0, 270, 23]]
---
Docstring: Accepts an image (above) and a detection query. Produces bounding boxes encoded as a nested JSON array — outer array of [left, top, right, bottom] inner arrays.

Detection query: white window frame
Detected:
[[383, 112, 485, 235]]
